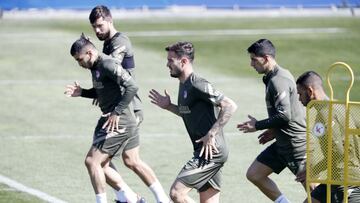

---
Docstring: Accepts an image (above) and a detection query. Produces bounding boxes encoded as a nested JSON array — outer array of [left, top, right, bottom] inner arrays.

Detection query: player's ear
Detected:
[[180, 57, 188, 65], [263, 55, 271, 64], [307, 86, 315, 97]]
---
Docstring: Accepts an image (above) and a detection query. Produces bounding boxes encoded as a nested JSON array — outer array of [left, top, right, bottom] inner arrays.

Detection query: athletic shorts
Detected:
[[312, 184, 360, 203], [176, 157, 224, 192], [92, 117, 139, 157], [256, 142, 305, 175]]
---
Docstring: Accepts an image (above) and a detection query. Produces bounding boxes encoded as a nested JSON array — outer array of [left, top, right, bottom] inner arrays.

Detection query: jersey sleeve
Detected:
[[110, 35, 132, 62], [81, 88, 97, 98], [103, 60, 138, 115], [255, 78, 292, 130], [192, 78, 224, 106]]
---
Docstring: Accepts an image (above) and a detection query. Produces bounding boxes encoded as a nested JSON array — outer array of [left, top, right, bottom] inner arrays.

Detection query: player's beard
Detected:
[[170, 66, 182, 78], [302, 93, 312, 106], [96, 31, 110, 41]]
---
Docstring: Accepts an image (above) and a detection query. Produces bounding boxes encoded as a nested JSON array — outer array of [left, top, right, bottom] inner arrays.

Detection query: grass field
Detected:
[[0, 16, 359, 202]]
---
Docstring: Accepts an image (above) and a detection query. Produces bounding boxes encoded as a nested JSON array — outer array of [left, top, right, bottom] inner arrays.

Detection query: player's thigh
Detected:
[[86, 146, 111, 166], [170, 179, 193, 196], [122, 145, 140, 162], [252, 143, 287, 175], [121, 128, 140, 161], [247, 159, 274, 179], [199, 187, 220, 203]]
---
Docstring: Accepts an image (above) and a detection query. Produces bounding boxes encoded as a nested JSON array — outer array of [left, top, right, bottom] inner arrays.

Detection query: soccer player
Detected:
[[296, 71, 360, 203], [89, 5, 169, 203], [149, 41, 237, 203], [237, 39, 307, 203], [65, 34, 145, 203]]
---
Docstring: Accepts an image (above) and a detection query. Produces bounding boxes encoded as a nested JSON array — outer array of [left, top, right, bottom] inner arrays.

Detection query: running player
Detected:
[[237, 39, 307, 203], [89, 5, 169, 203], [149, 41, 237, 203], [296, 71, 360, 203], [65, 34, 145, 203]]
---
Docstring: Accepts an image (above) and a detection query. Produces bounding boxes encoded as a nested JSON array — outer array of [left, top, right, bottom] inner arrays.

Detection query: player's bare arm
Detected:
[[149, 89, 180, 116], [196, 96, 237, 160], [237, 115, 257, 133]]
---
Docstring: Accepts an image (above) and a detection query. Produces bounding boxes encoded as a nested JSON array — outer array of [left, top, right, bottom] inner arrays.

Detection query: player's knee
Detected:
[[246, 167, 260, 183], [169, 188, 184, 203], [84, 156, 93, 168], [123, 157, 139, 170]]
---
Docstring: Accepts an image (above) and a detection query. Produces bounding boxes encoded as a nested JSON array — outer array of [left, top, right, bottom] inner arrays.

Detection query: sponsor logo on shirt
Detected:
[[179, 105, 191, 114], [93, 81, 104, 89]]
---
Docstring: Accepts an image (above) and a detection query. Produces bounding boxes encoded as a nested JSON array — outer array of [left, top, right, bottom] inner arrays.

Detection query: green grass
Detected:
[[0, 17, 359, 202], [0, 184, 45, 203]]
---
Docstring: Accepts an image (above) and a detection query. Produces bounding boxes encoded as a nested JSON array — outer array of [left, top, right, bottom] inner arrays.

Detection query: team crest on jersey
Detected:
[[312, 122, 325, 137], [183, 90, 188, 99], [95, 70, 100, 79]]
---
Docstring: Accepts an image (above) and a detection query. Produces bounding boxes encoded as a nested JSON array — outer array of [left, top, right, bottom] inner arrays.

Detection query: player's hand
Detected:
[[237, 115, 257, 133], [196, 134, 219, 160], [102, 113, 119, 133], [64, 81, 82, 97], [258, 129, 275, 144], [149, 89, 171, 110], [295, 167, 306, 183], [92, 99, 99, 106]]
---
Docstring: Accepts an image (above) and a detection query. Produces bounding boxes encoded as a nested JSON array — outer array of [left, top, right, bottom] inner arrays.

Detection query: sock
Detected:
[[114, 188, 127, 202], [119, 184, 138, 203], [149, 181, 170, 203], [274, 194, 291, 203], [95, 193, 107, 203]]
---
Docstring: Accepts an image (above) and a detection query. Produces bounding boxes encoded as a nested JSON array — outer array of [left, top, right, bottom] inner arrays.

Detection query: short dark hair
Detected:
[[70, 33, 96, 56], [296, 71, 323, 89], [165, 41, 195, 62], [89, 5, 112, 24], [247, 39, 276, 58]]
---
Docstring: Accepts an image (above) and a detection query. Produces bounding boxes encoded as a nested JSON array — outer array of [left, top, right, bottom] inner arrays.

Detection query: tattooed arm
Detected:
[[196, 96, 237, 160]]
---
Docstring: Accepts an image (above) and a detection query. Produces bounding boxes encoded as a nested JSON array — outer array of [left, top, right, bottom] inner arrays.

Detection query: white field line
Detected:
[[0, 174, 67, 203], [0, 27, 345, 38], [0, 75, 358, 85], [126, 27, 345, 37]]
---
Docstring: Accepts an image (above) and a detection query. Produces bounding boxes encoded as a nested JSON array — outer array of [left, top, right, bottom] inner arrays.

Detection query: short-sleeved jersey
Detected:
[[103, 32, 135, 70], [177, 73, 227, 162], [255, 66, 306, 159], [88, 54, 138, 127]]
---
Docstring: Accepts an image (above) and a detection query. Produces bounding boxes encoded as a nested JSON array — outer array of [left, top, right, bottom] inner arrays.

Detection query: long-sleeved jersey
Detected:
[[255, 66, 306, 159], [81, 54, 138, 126], [103, 32, 142, 112]]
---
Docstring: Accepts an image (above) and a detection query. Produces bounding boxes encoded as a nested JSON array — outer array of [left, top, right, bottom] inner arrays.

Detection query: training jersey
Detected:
[[255, 66, 306, 159], [310, 103, 360, 181], [103, 32, 141, 112], [81, 54, 138, 127], [103, 32, 135, 70], [178, 73, 228, 161]]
